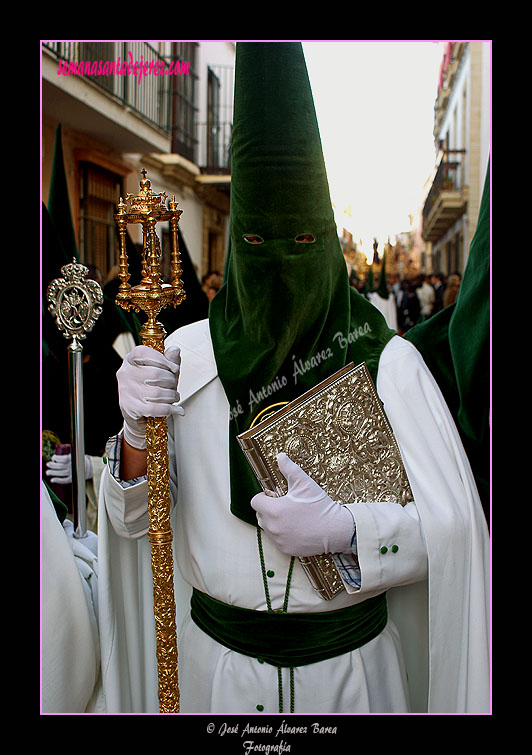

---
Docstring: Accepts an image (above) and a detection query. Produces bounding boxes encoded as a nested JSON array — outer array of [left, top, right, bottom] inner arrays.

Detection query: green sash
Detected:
[[190, 588, 387, 668]]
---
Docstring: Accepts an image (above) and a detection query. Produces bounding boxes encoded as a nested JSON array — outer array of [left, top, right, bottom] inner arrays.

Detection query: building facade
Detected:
[[41, 41, 235, 285], [422, 41, 490, 275]]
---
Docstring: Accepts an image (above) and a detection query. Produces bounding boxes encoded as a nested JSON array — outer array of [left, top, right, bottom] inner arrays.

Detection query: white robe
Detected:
[[367, 291, 398, 331], [97, 319, 490, 714], [41, 483, 105, 713]]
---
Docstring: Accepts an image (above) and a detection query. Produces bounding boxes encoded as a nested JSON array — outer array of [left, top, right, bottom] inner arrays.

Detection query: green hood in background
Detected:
[[405, 165, 490, 519], [209, 42, 395, 526]]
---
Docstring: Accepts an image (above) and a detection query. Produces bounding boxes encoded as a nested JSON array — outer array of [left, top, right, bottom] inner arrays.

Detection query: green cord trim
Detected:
[[257, 526, 295, 712]]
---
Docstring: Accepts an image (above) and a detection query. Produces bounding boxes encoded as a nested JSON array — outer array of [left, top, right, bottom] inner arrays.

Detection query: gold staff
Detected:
[[114, 170, 186, 713]]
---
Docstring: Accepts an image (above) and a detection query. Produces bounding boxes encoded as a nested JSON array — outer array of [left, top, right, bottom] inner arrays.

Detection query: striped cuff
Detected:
[[105, 432, 147, 489], [332, 529, 361, 589]]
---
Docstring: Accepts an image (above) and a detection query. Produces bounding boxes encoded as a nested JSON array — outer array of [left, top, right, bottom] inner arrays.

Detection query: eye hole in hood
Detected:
[[243, 233, 316, 245]]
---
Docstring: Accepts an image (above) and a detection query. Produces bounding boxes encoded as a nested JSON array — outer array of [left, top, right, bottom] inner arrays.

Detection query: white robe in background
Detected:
[[41, 483, 104, 713], [97, 318, 490, 714], [367, 291, 398, 331]]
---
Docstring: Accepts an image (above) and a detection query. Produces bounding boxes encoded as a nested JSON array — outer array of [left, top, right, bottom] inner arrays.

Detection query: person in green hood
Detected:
[[367, 246, 398, 330], [97, 42, 489, 714]]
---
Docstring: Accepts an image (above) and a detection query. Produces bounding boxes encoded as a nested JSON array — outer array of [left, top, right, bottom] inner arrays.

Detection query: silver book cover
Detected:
[[237, 361, 414, 600]]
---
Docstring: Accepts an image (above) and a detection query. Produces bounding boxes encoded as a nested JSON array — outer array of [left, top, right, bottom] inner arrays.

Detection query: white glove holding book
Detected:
[[251, 452, 355, 557], [117, 345, 185, 450]]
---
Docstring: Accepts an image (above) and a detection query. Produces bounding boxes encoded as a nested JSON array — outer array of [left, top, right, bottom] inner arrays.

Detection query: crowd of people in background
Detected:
[[350, 269, 462, 335]]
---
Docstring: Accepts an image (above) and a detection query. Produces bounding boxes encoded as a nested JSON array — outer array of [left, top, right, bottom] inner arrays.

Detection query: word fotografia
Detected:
[[243, 743, 290, 755], [57, 51, 190, 84], [213, 720, 339, 754]]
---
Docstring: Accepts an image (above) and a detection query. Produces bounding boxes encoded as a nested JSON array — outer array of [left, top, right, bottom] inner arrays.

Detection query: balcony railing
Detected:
[[44, 42, 233, 174], [422, 150, 467, 242], [197, 120, 232, 173], [197, 64, 233, 174], [43, 41, 173, 134]]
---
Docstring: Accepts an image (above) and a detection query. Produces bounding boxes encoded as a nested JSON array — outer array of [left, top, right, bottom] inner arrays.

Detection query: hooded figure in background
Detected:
[[97, 42, 489, 714], [366, 248, 398, 330]]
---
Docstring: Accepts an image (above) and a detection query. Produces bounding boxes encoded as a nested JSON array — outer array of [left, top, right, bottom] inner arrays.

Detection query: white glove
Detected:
[[116, 345, 185, 450], [46, 453, 93, 485], [63, 519, 99, 554], [251, 453, 355, 557]]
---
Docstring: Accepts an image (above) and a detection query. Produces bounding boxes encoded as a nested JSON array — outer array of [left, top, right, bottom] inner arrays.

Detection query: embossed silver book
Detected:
[[237, 361, 414, 600]]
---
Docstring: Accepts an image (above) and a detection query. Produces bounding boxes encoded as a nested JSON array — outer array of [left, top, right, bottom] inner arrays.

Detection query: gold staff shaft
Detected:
[[142, 322, 180, 713], [146, 418, 179, 713], [114, 171, 185, 713]]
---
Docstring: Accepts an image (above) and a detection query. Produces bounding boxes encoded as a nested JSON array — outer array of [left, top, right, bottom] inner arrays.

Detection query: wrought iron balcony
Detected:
[[197, 64, 234, 174], [44, 41, 176, 135], [422, 150, 468, 243], [196, 120, 232, 174], [44, 42, 233, 176]]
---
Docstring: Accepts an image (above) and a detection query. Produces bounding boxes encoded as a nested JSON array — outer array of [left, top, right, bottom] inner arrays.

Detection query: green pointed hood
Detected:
[[209, 42, 395, 526], [48, 124, 79, 263], [366, 265, 375, 294], [405, 163, 490, 516], [375, 248, 389, 299]]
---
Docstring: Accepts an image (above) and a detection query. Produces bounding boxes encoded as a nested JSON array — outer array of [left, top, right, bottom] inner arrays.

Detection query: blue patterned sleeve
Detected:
[[104, 432, 147, 489], [332, 529, 361, 589]]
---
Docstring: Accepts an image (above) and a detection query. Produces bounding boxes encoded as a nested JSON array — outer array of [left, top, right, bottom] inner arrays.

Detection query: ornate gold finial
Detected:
[[123, 169, 168, 217], [114, 168, 186, 341]]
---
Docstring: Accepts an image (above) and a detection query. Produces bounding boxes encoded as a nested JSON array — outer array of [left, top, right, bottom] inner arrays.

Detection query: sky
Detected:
[[302, 40, 444, 259]]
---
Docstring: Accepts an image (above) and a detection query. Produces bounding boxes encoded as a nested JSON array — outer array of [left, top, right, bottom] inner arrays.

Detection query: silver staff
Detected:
[[47, 260, 103, 538]]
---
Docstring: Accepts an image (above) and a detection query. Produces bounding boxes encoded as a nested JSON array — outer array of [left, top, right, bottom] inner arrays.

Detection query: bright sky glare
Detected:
[[302, 40, 444, 253]]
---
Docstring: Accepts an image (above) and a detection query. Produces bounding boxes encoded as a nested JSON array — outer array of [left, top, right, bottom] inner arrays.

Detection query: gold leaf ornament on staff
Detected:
[[114, 170, 186, 713]]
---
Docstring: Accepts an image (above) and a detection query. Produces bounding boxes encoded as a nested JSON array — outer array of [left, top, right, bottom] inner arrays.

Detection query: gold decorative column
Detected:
[[114, 170, 186, 713]]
